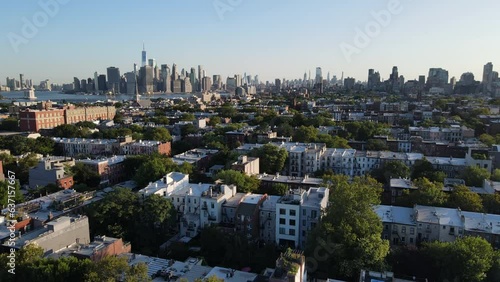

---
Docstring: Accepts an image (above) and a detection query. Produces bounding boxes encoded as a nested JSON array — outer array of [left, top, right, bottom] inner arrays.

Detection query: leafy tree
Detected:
[[133, 157, 177, 187], [306, 176, 389, 280], [480, 133, 496, 147], [276, 123, 293, 137], [396, 178, 447, 207], [85, 256, 149, 282], [293, 126, 318, 143], [71, 162, 101, 188], [482, 194, 500, 214], [423, 236, 494, 282], [143, 127, 172, 142], [180, 113, 195, 121], [447, 184, 483, 212], [411, 159, 446, 183], [0, 117, 19, 131], [0, 179, 24, 208], [366, 139, 389, 151], [370, 160, 410, 184], [460, 166, 491, 187], [492, 169, 500, 181], [208, 116, 221, 126], [215, 170, 260, 193], [250, 144, 288, 174]]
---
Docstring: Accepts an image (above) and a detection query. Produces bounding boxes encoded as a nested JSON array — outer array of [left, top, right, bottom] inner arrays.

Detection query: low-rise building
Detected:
[[76, 156, 126, 186], [231, 155, 259, 176], [28, 156, 75, 189], [70, 235, 131, 261]]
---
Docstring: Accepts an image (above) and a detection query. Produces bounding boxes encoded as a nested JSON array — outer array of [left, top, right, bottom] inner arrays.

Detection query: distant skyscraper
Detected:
[[327, 72, 330, 84], [97, 75, 107, 91], [213, 75, 221, 90], [139, 65, 154, 94], [19, 74, 24, 89], [315, 67, 322, 84], [107, 67, 121, 93], [141, 43, 147, 67], [94, 72, 99, 92], [275, 78, 281, 92], [125, 72, 137, 95], [198, 65, 203, 91], [73, 77, 81, 92], [202, 76, 212, 93], [427, 68, 449, 89], [235, 74, 242, 87], [148, 59, 156, 68], [172, 64, 178, 81], [254, 75, 259, 85], [483, 62, 494, 94]]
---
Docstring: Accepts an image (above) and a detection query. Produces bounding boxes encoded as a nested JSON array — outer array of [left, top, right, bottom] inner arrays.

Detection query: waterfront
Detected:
[[0, 91, 195, 103]]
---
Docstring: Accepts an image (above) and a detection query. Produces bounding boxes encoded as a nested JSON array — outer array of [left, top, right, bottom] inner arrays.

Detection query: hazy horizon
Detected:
[[1, 0, 499, 85]]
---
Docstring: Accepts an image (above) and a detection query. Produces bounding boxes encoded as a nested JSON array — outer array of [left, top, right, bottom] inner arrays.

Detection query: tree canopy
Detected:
[[250, 143, 288, 174], [306, 175, 389, 280], [215, 170, 260, 193]]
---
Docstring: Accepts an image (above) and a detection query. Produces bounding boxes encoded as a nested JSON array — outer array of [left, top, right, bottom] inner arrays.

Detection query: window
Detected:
[[280, 209, 286, 215], [290, 210, 296, 216], [402, 227, 406, 233], [289, 229, 295, 236], [303, 220, 306, 226], [410, 228, 415, 235], [211, 203, 215, 209], [385, 225, 389, 230], [410, 238, 414, 243], [290, 219, 296, 226], [401, 237, 405, 242], [279, 228, 286, 234], [303, 209, 306, 216], [280, 218, 286, 225], [311, 210, 317, 219]]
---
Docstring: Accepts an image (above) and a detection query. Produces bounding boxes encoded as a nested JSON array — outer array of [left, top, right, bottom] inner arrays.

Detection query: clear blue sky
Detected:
[[1, 0, 499, 85]]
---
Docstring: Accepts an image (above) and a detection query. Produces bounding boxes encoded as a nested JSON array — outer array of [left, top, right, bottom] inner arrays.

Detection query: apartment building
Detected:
[[275, 188, 329, 249], [376, 205, 500, 248], [172, 148, 219, 172], [231, 155, 260, 176], [29, 156, 75, 189], [76, 156, 126, 186], [19, 106, 116, 132], [239, 142, 489, 178], [138, 172, 189, 198], [53, 137, 171, 157]]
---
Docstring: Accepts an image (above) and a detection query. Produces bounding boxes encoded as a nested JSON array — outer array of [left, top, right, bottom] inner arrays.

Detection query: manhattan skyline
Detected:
[[1, 0, 500, 84]]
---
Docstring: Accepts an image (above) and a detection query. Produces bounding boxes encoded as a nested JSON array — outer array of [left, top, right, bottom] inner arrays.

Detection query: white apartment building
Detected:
[[275, 187, 329, 249], [138, 172, 189, 198]]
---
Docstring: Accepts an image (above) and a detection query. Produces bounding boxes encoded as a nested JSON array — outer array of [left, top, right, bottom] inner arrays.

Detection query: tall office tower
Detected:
[[86, 78, 92, 92], [327, 72, 331, 85], [315, 67, 322, 84], [120, 76, 127, 94], [367, 69, 374, 89], [426, 68, 449, 89], [212, 75, 221, 90], [139, 65, 154, 94], [141, 43, 147, 67], [483, 62, 494, 94], [107, 67, 121, 93], [308, 70, 311, 85], [148, 58, 156, 68], [189, 68, 197, 91], [198, 65, 203, 91], [226, 77, 236, 91], [182, 78, 192, 93], [246, 75, 252, 86], [275, 78, 281, 92], [172, 64, 178, 81], [418, 75, 426, 86], [172, 79, 182, 93], [154, 65, 160, 81], [19, 74, 24, 89], [125, 72, 137, 95], [181, 68, 186, 79], [94, 72, 99, 92], [303, 72, 307, 86], [390, 66, 399, 82], [235, 74, 242, 87], [450, 76, 457, 89], [73, 77, 81, 92], [254, 75, 259, 85], [98, 75, 107, 91], [80, 79, 87, 92], [202, 76, 212, 93]]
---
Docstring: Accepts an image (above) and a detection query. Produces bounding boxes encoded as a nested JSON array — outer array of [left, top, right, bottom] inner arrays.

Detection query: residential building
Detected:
[[76, 156, 126, 186], [138, 172, 189, 199], [231, 155, 260, 175], [70, 235, 131, 261], [260, 195, 280, 243], [275, 187, 329, 249], [28, 157, 75, 189], [235, 193, 267, 239]]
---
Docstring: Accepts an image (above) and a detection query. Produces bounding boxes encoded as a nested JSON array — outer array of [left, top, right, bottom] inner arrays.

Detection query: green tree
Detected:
[[293, 126, 318, 143], [0, 117, 19, 131], [482, 194, 500, 214], [215, 170, 260, 193], [396, 178, 448, 207], [424, 236, 494, 282], [411, 159, 446, 183], [306, 176, 389, 280], [370, 160, 410, 184], [492, 169, 500, 181], [71, 162, 101, 188], [460, 166, 491, 187], [208, 116, 221, 126], [133, 157, 177, 187], [480, 133, 496, 147], [143, 127, 172, 142], [366, 139, 389, 151], [250, 144, 288, 174], [0, 179, 24, 208], [447, 184, 483, 212]]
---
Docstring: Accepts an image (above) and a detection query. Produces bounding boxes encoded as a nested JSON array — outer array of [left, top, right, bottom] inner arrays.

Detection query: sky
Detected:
[[1, 0, 499, 85]]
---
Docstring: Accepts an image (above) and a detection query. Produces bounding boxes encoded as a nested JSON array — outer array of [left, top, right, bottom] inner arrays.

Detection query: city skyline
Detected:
[[1, 0, 500, 84]]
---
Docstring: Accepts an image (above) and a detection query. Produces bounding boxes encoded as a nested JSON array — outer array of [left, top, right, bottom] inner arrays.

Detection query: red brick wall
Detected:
[[57, 175, 74, 189]]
